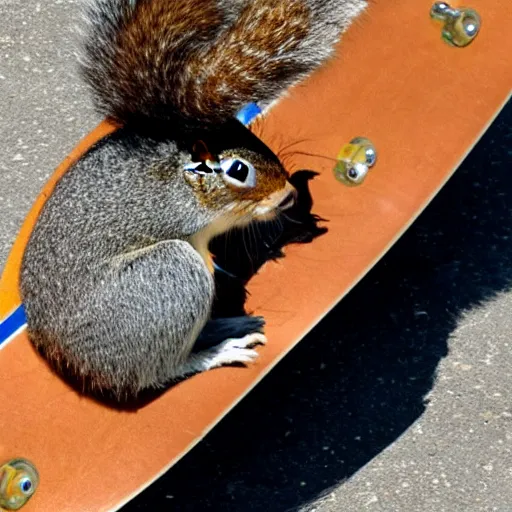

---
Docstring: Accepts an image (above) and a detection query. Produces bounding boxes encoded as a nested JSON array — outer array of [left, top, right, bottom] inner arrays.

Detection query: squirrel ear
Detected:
[[191, 140, 215, 163]]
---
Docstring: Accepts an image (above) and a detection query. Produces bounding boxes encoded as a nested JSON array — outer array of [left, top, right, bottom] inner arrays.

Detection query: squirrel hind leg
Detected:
[[29, 239, 215, 397], [177, 332, 267, 377]]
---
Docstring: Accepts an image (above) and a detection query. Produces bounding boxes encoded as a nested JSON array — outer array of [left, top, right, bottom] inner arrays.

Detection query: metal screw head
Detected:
[[462, 14, 479, 36], [346, 162, 369, 184], [431, 1, 451, 18], [334, 137, 377, 187], [0, 459, 39, 510], [364, 147, 377, 167], [349, 137, 377, 168], [18, 477, 33, 496], [430, 2, 481, 47]]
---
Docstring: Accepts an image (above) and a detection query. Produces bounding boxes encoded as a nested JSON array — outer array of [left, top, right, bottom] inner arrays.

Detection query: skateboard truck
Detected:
[[430, 2, 481, 47], [0, 459, 39, 511], [333, 137, 377, 186]]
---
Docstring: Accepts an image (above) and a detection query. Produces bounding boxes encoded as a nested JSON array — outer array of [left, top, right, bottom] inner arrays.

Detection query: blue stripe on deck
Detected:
[[236, 102, 262, 126], [0, 304, 27, 346]]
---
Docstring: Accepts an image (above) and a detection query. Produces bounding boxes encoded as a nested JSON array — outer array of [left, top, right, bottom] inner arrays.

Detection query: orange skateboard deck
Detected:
[[1, 1, 511, 510]]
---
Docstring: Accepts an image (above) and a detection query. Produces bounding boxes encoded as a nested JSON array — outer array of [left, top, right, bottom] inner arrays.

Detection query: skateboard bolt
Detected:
[[430, 2, 481, 47], [334, 137, 377, 186], [19, 479, 32, 494], [0, 459, 39, 510]]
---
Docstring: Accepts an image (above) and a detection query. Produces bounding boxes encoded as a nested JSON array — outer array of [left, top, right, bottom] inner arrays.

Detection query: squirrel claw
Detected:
[[224, 332, 267, 348]]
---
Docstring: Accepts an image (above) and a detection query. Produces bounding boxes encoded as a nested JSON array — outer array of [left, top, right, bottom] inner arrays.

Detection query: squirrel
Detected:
[[19, 0, 367, 399]]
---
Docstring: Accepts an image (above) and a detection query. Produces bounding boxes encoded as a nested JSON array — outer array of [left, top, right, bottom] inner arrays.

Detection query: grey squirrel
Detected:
[[19, 0, 367, 398]]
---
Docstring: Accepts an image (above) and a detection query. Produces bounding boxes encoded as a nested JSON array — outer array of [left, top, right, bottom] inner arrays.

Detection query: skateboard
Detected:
[[1, 1, 511, 510]]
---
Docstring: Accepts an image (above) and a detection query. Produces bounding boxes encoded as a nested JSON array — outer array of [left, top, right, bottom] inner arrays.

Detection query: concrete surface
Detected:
[[1, 2, 511, 511]]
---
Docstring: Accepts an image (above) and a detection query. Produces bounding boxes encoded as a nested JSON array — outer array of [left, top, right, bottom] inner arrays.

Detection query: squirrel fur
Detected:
[[19, 0, 367, 398]]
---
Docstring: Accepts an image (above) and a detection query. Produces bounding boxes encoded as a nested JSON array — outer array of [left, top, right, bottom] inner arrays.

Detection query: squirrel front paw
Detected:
[[181, 332, 267, 377], [208, 333, 267, 366]]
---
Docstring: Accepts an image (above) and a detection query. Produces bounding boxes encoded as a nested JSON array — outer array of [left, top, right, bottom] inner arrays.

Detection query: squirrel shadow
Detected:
[[120, 104, 512, 509], [57, 170, 327, 409], [209, 169, 328, 319]]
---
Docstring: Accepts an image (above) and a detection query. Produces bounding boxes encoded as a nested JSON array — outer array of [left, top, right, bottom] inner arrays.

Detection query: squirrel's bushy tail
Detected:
[[79, 0, 366, 126]]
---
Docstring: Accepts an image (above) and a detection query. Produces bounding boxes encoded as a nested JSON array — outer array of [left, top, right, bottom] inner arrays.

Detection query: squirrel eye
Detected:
[[220, 158, 256, 188]]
